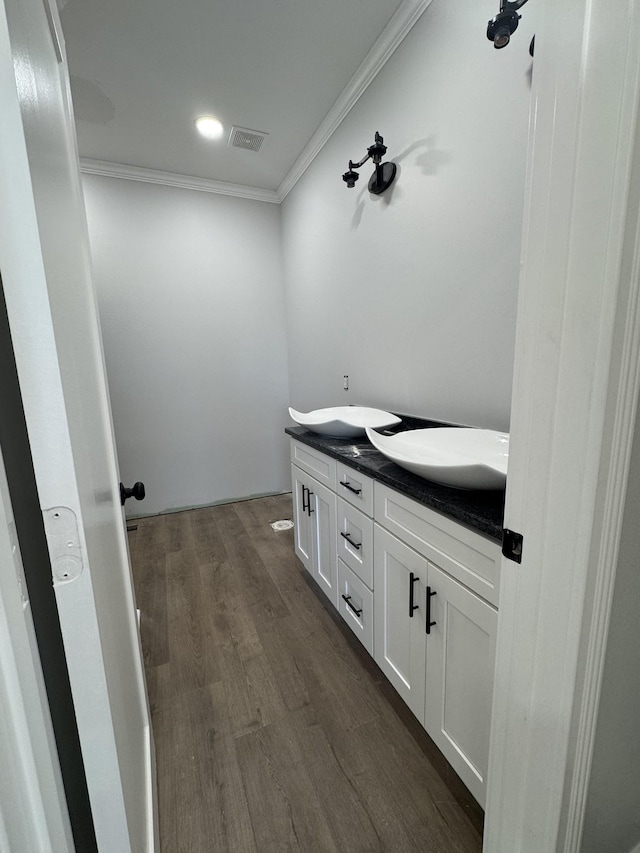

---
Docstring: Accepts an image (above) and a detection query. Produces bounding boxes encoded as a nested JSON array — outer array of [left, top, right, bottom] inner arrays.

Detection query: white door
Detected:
[[484, 1, 640, 849], [373, 525, 427, 721], [0, 0, 156, 851]]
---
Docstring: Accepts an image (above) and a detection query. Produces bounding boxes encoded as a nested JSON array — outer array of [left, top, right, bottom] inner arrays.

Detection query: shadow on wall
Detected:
[[350, 136, 451, 230], [69, 76, 116, 124], [525, 63, 533, 88], [396, 136, 451, 175]]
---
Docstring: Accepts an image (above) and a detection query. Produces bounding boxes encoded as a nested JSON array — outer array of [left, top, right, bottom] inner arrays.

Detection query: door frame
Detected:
[[0, 440, 73, 851], [485, 0, 640, 850], [0, 277, 97, 849], [0, 0, 157, 848]]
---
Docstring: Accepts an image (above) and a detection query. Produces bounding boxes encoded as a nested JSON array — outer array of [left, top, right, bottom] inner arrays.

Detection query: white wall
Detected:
[[83, 175, 290, 516], [281, 0, 537, 431], [83, 0, 537, 514]]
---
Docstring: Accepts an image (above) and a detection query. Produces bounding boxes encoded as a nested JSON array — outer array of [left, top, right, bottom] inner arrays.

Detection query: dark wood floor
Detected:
[[128, 494, 483, 853]]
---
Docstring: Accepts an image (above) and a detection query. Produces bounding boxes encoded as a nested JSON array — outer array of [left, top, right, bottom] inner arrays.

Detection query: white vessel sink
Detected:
[[365, 427, 509, 490], [289, 406, 401, 438]]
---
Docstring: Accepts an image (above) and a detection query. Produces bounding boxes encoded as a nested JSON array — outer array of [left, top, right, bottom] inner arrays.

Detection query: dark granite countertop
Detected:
[[285, 414, 505, 543]]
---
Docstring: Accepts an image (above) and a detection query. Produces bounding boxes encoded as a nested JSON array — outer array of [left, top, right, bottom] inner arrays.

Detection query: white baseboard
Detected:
[[144, 723, 159, 853]]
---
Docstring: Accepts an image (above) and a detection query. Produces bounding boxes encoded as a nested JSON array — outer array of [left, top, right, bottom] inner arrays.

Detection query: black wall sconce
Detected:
[[487, 0, 534, 54], [342, 132, 397, 195]]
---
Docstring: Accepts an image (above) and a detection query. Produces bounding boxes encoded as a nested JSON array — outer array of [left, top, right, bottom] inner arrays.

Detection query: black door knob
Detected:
[[119, 481, 145, 506]]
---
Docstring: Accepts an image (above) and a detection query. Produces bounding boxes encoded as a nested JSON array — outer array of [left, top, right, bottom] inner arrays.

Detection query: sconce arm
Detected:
[[348, 153, 371, 171]]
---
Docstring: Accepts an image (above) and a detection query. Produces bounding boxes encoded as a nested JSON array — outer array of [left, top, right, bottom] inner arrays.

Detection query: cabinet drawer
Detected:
[[337, 498, 374, 589], [337, 559, 374, 656], [336, 462, 374, 516], [290, 440, 336, 490], [374, 483, 501, 606]]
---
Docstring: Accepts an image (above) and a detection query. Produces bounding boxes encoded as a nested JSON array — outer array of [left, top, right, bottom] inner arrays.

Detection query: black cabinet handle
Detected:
[[301, 484, 308, 513], [307, 491, 314, 514], [426, 587, 437, 634], [342, 594, 363, 617], [409, 571, 419, 617], [120, 481, 145, 506], [340, 531, 362, 550], [340, 481, 362, 495]]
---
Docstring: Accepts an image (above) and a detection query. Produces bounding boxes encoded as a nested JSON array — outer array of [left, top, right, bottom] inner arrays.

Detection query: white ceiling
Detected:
[[58, 0, 411, 194]]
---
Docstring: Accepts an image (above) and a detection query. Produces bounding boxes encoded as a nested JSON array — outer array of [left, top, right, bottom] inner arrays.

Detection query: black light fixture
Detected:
[[342, 132, 397, 195], [487, 0, 530, 49]]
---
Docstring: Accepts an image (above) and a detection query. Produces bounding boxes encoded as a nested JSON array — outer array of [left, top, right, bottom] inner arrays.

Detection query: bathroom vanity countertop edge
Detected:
[[285, 422, 504, 543]]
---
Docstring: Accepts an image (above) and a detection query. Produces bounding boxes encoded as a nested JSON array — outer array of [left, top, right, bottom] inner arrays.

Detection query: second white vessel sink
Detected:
[[289, 406, 401, 438], [365, 427, 509, 490]]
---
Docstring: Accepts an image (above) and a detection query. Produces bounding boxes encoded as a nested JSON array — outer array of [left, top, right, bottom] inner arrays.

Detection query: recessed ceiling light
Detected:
[[195, 116, 224, 140]]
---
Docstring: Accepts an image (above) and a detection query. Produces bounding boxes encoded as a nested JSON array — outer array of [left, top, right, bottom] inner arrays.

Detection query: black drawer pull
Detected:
[[426, 587, 437, 634], [301, 484, 308, 513], [409, 571, 419, 617], [342, 594, 363, 617], [340, 481, 362, 495], [340, 531, 362, 550], [307, 491, 314, 514]]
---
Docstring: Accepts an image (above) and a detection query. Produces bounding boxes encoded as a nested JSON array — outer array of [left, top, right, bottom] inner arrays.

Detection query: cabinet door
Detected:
[[424, 562, 497, 807], [291, 465, 313, 574], [373, 525, 427, 721], [308, 478, 338, 607]]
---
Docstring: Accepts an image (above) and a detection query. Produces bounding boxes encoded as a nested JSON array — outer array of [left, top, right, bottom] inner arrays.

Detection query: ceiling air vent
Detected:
[[228, 126, 268, 153]]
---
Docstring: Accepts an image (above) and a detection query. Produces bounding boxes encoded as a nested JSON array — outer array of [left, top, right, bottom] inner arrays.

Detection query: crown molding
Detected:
[[79, 0, 432, 205], [79, 159, 280, 204], [277, 0, 433, 201]]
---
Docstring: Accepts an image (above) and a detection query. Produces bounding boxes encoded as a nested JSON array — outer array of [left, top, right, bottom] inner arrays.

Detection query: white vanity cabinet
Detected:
[[373, 484, 500, 807], [290, 440, 375, 650], [289, 436, 501, 807]]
